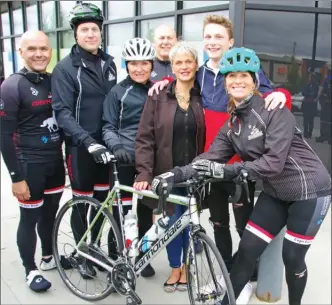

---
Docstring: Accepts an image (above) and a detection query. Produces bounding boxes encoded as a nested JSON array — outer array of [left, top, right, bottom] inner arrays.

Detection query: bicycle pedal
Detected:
[[126, 293, 142, 305]]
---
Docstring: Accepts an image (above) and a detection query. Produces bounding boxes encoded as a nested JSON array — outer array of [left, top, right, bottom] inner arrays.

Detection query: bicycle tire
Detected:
[[186, 231, 236, 305], [52, 196, 123, 301]]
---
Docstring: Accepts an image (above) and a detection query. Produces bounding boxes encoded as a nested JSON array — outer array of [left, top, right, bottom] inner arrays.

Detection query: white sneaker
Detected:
[[236, 282, 253, 305], [40, 256, 57, 271], [200, 274, 226, 294]]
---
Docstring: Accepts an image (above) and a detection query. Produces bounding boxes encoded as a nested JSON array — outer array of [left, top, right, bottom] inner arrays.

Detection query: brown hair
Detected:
[[203, 15, 234, 40], [227, 89, 262, 113]]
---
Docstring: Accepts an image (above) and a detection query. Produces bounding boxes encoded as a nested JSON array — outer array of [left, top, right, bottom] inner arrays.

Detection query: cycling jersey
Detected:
[[0, 69, 62, 182], [150, 58, 175, 82]]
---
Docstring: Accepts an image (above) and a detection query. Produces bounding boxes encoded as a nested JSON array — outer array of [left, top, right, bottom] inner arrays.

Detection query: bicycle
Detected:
[[52, 157, 248, 305]]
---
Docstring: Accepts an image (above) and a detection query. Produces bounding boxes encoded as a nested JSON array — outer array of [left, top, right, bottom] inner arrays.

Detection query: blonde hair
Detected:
[[203, 15, 234, 40], [169, 41, 198, 64]]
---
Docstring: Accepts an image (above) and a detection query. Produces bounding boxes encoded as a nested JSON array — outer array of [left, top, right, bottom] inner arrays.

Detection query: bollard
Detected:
[[256, 226, 286, 303]]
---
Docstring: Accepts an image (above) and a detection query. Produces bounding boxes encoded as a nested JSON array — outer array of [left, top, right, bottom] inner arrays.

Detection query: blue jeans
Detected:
[[166, 188, 189, 268]]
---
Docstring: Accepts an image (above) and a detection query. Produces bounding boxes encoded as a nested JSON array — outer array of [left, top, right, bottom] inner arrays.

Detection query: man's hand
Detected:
[[133, 181, 151, 191], [192, 159, 225, 178], [151, 172, 175, 196], [148, 79, 170, 96], [12, 180, 30, 201], [88, 143, 112, 164], [113, 145, 132, 164], [264, 91, 286, 111]]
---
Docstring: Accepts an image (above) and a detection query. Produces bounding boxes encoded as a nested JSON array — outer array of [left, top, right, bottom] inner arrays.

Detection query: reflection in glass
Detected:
[[141, 17, 174, 41], [42, 1, 56, 30], [46, 32, 57, 73], [60, 30, 76, 59], [108, 1, 135, 20], [60, 1, 76, 28], [3, 39, 13, 78], [13, 6, 24, 34], [141, 1, 175, 15], [1, 12, 11, 36], [183, 1, 229, 9], [26, 4, 38, 30], [15, 37, 24, 72]]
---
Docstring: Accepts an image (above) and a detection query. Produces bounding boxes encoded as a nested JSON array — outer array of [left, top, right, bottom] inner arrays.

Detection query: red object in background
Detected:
[[277, 67, 287, 74]]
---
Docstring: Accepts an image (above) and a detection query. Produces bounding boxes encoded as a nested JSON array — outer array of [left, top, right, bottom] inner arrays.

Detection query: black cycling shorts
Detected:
[[246, 192, 331, 245], [65, 145, 110, 196], [18, 159, 65, 208]]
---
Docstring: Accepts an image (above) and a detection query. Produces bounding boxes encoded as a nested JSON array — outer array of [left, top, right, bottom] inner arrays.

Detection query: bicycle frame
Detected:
[[73, 178, 201, 276]]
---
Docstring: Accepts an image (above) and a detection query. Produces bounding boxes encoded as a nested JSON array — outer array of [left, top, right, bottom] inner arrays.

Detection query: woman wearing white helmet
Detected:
[[102, 38, 156, 277]]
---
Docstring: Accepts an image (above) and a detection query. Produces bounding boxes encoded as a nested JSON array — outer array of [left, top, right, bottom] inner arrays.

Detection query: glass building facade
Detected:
[[1, 0, 331, 172]]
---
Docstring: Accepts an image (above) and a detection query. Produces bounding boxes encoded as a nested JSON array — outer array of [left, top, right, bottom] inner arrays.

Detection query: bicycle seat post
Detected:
[[111, 159, 119, 185]]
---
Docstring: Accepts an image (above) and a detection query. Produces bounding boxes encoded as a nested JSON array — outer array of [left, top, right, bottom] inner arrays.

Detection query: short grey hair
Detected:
[[169, 41, 198, 64]]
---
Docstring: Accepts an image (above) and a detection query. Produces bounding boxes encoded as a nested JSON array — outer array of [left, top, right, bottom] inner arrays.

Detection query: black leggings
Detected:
[[223, 192, 331, 305], [205, 181, 255, 271], [16, 161, 65, 275]]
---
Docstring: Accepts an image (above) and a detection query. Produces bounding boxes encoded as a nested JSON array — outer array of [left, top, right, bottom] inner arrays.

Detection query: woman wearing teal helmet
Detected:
[[150, 47, 331, 305]]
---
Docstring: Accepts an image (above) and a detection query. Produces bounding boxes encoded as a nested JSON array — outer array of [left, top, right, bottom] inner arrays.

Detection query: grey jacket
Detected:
[[102, 76, 152, 159], [180, 95, 331, 201], [150, 58, 175, 82]]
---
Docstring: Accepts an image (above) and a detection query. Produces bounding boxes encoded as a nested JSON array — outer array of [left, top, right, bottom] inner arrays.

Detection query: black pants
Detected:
[[222, 192, 331, 305], [108, 165, 135, 257], [302, 103, 317, 138], [65, 145, 110, 244], [17, 160, 65, 275], [205, 181, 255, 272]]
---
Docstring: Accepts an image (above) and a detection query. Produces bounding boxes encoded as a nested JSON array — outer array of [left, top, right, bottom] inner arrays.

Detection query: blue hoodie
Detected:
[[196, 61, 273, 112]]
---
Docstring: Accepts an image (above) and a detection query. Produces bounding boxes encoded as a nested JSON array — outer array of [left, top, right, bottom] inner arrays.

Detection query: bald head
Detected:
[[153, 24, 177, 61], [19, 30, 52, 73]]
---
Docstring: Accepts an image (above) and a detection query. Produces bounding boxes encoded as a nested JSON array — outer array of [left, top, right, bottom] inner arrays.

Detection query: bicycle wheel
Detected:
[[186, 231, 236, 305], [52, 196, 123, 301]]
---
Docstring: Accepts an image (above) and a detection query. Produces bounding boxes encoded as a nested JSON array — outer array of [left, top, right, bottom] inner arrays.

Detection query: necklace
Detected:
[[175, 88, 190, 105]]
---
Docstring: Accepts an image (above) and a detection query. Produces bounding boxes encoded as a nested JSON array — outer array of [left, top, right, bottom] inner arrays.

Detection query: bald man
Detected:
[[150, 24, 177, 82], [0, 30, 70, 292]]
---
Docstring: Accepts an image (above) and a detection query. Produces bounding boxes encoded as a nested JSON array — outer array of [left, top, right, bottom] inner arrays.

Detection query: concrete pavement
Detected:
[[1, 157, 331, 304]]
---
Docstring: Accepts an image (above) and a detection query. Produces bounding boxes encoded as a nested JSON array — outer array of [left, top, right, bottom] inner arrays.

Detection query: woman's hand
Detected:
[[148, 79, 170, 96], [133, 181, 151, 191]]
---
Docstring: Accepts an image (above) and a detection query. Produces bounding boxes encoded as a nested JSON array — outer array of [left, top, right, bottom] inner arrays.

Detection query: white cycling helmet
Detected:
[[122, 38, 156, 61]]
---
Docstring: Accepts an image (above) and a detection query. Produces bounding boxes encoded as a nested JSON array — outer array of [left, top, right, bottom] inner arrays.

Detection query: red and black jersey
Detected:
[[0, 69, 62, 182]]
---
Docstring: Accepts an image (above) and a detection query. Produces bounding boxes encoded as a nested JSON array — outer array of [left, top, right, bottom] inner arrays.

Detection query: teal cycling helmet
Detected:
[[220, 47, 260, 74]]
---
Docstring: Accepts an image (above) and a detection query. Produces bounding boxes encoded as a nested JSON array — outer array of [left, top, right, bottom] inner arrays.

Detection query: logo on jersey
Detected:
[[0, 99, 4, 110], [108, 71, 116, 82], [40, 111, 59, 132], [30, 87, 39, 96], [151, 71, 157, 78], [41, 136, 49, 143], [248, 124, 263, 140]]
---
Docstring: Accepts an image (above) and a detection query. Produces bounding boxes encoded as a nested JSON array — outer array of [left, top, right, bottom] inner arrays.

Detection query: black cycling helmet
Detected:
[[69, 3, 104, 29]]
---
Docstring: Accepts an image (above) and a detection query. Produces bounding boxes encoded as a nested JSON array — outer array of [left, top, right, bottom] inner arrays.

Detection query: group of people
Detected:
[[0, 2, 331, 305]]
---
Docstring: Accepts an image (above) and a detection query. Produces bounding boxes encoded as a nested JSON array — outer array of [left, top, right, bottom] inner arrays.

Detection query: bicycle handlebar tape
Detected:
[[256, 226, 286, 302]]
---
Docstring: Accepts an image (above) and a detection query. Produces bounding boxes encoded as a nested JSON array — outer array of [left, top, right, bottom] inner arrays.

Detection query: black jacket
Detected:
[[183, 95, 331, 201], [102, 76, 152, 160], [51, 45, 117, 148], [150, 58, 175, 82]]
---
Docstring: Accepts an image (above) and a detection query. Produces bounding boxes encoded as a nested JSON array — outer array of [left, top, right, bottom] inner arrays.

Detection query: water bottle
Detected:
[[123, 210, 139, 257], [140, 216, 169, 253]]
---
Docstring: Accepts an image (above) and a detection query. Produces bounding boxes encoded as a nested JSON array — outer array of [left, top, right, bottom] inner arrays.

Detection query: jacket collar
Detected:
[[123, 75, 153, 90], [155, 57, 171, 66], [71, 44, 114, 67]]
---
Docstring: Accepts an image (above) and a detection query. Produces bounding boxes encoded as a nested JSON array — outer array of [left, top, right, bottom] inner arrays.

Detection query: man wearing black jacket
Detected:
[[51, 3, 116, 278]]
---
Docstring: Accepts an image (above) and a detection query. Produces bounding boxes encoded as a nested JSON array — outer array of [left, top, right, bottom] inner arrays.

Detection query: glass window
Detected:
[[60, 1, 76, 28], [141, 1, 175, 15], [183, 1, 229, 9], [1, 2, 10, 36], [2, 39, 13, 78], [108, 1, 135, 20], [245, 0, 315, 6], [89, 1, 103, 11], [14, 37, 24, 72], [107, 22, 134, 81], [141, 17, 174, 41], [46, 32, 58, 73], [12, 3, 24, 34], [26, 2, 38, 30], [318, 1, 331, 8], [42, 1, 56, 31], [60, 30, 76, 59], [316, 14, 331, 63], [182, 11, 229, 66]]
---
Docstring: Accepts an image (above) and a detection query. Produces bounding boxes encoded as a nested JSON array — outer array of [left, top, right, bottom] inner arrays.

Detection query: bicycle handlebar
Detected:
[[153, 170, 251, 216]]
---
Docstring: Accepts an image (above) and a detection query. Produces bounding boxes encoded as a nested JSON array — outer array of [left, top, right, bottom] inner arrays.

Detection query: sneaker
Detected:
[[78, 261, 96, 280], [200, 274, 226, 294], [236, 282, 253, 305], [40, 255, 73, 271], [26, 270, 51, 292]]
